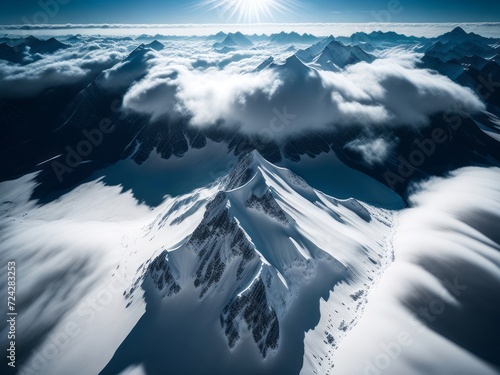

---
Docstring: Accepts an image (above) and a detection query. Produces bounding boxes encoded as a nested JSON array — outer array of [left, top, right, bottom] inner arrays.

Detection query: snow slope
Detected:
[[332, 167, 500, 375], [1, 150, 396, 375]]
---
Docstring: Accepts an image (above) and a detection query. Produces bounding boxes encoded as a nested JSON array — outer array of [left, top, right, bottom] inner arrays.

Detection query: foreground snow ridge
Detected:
[[126, 151, 395, 368]]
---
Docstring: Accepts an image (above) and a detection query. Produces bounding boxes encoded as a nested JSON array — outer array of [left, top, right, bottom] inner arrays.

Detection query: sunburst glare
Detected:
[[200, 0, 299, 23]]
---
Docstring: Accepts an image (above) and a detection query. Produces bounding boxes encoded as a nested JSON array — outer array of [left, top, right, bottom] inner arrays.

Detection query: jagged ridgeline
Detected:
[[120, 151, 394, 370]]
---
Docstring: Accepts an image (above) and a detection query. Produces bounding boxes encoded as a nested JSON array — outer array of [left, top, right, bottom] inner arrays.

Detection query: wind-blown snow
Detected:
[[332, 167, 500, 375]]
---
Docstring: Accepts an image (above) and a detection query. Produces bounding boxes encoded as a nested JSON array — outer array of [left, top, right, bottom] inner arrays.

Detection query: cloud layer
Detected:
[[1, 22, 500, 37], [0, 38, 131, 98], [332, 166, 500, 375], [121, 49, 484, 139], [0, 35, 486, 141]]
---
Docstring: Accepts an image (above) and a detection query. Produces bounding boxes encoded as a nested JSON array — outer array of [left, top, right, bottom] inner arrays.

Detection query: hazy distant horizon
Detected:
[[1, 22, 500, 38]]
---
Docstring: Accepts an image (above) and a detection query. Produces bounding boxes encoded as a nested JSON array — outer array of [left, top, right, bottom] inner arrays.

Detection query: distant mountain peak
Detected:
[[145, 40, 165, 51], [16, 36, 69, 55], [314, 40, 375, 70], [450, 26, 468, 36], [24, 35, 40, 43], [213, 33, 253, 49], [325, 40, 346, 49], [227, 32, 254, 47], [254, 56, 275, 72], [267, 54, 312, 76], [284, 54, 307, 67]]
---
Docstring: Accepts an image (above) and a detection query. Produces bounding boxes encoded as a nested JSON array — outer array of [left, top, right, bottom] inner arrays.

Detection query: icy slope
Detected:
[[2, 150, 396, 375], [332, 167, 500, 375], [100, 151, 395, 375]]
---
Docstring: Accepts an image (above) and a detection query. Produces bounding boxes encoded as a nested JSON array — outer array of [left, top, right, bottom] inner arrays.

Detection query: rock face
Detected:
[[145, 40, 165, 51], [120, 150, 398, 369], [0, 42, 25, 63], [246, 191, 289, 224], [190, 192, 254, 297], [187, 188, 282, 357], [220, 276, 280, 358], [146, 251, 181, 296]]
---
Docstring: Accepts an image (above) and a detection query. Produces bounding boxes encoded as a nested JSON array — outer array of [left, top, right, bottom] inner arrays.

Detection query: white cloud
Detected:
[[333, 166, 500, 375], [0, 39, 131, 98], [0, 36, 486, 140], [345, 137, 395, 165], [122, 49, 485, 139], [1, 22, 500, 38]]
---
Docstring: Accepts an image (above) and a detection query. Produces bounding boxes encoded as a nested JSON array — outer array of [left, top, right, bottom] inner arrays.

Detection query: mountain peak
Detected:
[[450, 26, 468, 36], [288, 54, 315, 70], [325, 40, 346, 50], [254, 56, 275, 72], [24, 35, 39, 43], [145, 40, 165, 51], [294, 35, 336, 62], [284, 54, 305, 66], [227, 32, 254, 47], [224, 151, 263, 190], [315, 41, 375, 70]]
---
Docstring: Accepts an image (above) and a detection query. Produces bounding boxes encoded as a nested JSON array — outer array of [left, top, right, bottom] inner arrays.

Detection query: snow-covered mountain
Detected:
[[313, 40, 376, 71], [336, 30, 426, 48], [418, 26, 500, 111], [1, 27, 500, 375], [214, 32, 254, 48], [269, 31, 319, 45], [295, 35, 336, 62], [254, 56, 275, 71], [47, 150, 393, 375], [420, 26, 498, 61], [294, 37, 375, 70]]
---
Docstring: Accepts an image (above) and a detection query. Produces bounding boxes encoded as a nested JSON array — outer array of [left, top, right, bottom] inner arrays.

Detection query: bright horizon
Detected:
[[1, 0, 500, 25], [1, 22, 500, 38]]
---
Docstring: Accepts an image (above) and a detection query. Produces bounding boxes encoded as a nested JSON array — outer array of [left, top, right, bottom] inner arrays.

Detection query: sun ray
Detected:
[[199, 0, 300, 23]]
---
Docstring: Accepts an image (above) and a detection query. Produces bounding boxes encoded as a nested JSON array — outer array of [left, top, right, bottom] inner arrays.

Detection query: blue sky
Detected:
[[1, 0, 499, 24]]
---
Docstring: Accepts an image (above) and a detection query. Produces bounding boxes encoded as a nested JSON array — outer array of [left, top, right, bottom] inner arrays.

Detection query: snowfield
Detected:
[[0, 26, 499, 375]]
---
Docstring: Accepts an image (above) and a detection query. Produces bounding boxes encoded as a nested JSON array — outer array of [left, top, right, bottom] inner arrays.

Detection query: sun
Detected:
[[202, 0, 296, 23]]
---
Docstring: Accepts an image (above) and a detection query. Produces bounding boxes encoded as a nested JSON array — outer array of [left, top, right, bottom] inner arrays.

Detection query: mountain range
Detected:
[[1, 26, 499, 375]]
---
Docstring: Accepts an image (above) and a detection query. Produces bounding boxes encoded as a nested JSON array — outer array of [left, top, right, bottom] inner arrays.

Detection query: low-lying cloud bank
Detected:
[[331, 166, 500, 375], [122, 51, 484, 138], [0, 39, 131, 98], [1, 22, 500, 38], [0, 36, 486, 141]]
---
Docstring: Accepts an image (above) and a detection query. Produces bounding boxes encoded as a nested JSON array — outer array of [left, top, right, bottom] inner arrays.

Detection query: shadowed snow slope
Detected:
[[332, 167, 500, 375], [1, 28, 499, 375], [96, 151, 395, 375], [1, 151, 394, 375]]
